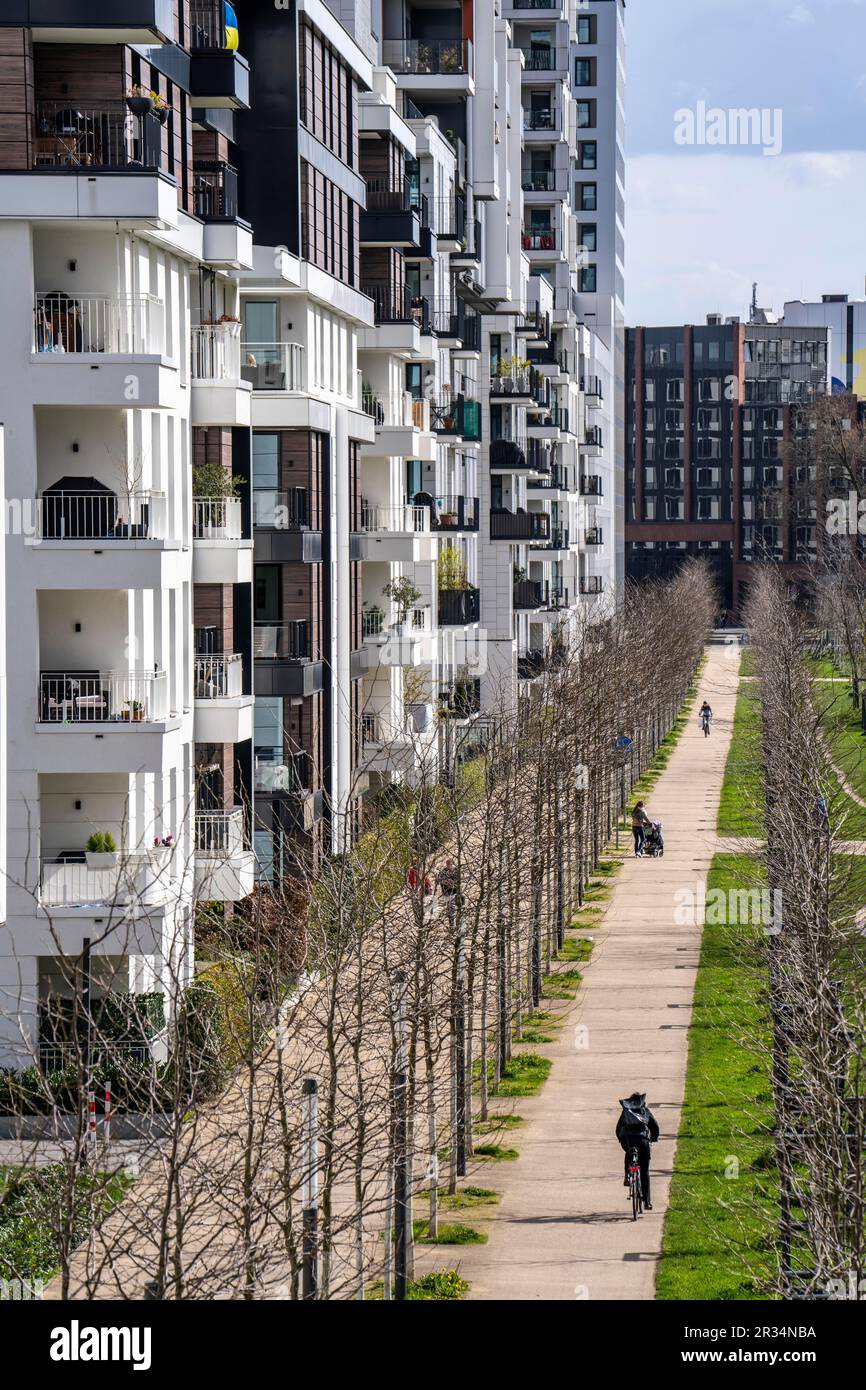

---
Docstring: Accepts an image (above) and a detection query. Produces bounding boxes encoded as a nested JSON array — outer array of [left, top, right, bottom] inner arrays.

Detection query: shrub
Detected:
[[85, 832, 117, 854]]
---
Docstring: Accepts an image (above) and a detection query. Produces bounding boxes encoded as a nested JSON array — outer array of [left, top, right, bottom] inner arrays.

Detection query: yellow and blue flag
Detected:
[[224, 2, 239, 50]]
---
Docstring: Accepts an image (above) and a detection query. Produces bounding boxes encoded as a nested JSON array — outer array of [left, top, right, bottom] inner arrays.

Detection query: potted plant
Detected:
[[124, 699, 145, 723], [438, 544, 469, 591], [126, 84, 154, 117], [151, 91, 169, 125], [85, 831, 118, 870], [383, 576, 422, 632]]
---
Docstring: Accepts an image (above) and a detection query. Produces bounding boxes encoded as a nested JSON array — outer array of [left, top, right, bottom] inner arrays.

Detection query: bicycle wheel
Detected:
[[631, 1173, 642, 1220]]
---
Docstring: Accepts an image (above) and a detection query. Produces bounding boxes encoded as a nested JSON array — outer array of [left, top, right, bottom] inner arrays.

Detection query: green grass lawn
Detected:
[[813, 682, 866, 835], [657, 854, 777, 1300], [717, 684, 765, 836]]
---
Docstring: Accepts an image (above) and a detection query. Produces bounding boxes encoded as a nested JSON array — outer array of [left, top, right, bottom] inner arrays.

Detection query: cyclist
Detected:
[[699, 700, 713, 737], [616, 1092, 660, 1210]]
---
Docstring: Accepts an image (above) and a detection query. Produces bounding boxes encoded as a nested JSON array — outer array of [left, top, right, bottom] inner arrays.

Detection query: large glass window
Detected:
[[579, 223, 597, 252], [255, 565, 282, 622], [244, 301, 278, 345], [575, 58, 594, 86]]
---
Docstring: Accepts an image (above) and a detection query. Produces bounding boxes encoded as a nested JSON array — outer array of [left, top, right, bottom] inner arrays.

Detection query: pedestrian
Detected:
[[631, 801, 650, 857], [437, 858, 461, 901]]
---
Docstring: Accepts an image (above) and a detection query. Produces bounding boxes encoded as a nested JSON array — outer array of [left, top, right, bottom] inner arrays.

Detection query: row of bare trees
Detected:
[[0, 563, 716, 1300], [745, 568, 866, 1298]]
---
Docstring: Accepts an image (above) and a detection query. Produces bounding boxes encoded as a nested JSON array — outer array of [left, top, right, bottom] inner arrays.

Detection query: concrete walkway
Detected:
[[456, 645, 740, 1300]]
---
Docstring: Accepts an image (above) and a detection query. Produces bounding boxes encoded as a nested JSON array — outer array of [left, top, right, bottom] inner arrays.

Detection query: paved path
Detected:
[[451, 645, 740, 1300]]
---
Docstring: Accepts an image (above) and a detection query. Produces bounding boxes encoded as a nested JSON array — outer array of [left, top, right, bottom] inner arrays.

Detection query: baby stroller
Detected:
[[643, 821, 664, 857]]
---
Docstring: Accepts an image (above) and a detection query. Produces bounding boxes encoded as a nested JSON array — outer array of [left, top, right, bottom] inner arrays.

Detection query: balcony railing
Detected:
[[535, 526, 570, 550], [490, 367, 547, 403], [39, 1040, 152, 1071], [518, 650, 547, 680], [521, 170, 559, 192], [253, 487, 309, 530], [39, 855, 171, 910], [580, 576, 604, 595], [189, 0, 229, 48], [438, 587, 481, 626], [518, 47, 566, 71], [362, 281, 420, 325], [523, 108, 557, 131], [254, 748, 310, 795], [34, 292, 165, 355], [362, 607, 430, 639], [584, 426, 604, 449], [194, 653, 243, 699], [360, 503, 431, 534], [195, 807, 247, 855], [522, 230, 557, 251], [513, 579, 546, 610], [527, 440, 552, 475], [193, 160, 238, 219], [490, 438, 527, 471], [431, 495, 479, 531], [191, 321, 242, 379], [36, 490, 167, 541], [432, 194, 467, 241], [39, 670, 168, 723], [547, 583, 570, 610], [193, 496, 242, 541], [240, 341, 305, 390], [491, 510, 551, 542], [585, 527, 604, 546], [362, 390, 430, 430], [580, 474, 604, 498], [582, 375, 604, 401], [254, 621, 310, 661], [33, 101, 162, 170], [381, 38, 473, 76]]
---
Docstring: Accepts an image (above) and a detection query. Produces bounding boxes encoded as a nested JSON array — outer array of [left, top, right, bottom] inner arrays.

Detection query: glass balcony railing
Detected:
[[240, 341, 305, 391], [381, 38, 473, 77]]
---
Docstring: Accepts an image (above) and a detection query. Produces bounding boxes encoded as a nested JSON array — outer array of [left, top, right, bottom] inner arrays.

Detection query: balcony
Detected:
[[381, 38, 473, 80], [517, 47, 567, 73], [585, 527, 604, 547], [29, 487, 175, 588], [359, 283, 423, 352], [38, 853, 174, 915], [513, 579, 546, 611], [490, 438, 527, 471], [438, 678, 481, 722], [356, 502, 433, 563], [361, 391, 436, 462], [194, 809, 255, 904], [360, 715, 430, 775], [254, 622, 323, 698], [522, 229, 558, 254], [32, 101, 163, 172], [545, 583, 571, 611], [32, 291, 170, 406], [531, 525, 570, 554], [360, 181, 422, 249], [580, 576, 604, 596], [583, 426, 604, 455], [523, 108, 558, 134], [517, 305, 552, 342], [491, 510, 551, 542], [192, 497, 251, 584], [521, 169, 560, 194], [489, 367, 548, 407], [254, 748, 309, 795], [193, 161, 252, 266], [194, 653, 252, 744], [438, 587, 481, 626], [430, 495, 479, 532], [188, 2, 250, 109], [361, 606, 433, 668], [253, 489, 322, 564], [22, 1, 174, 44], [518, 650, 547, 681], [431, 393, 480, 441], [38, 670, 168, 724], [191, 322, 251, 427], [582, 375, 604, 409], [240, 341, 305, 392], [432, 195, 467, 248], [581, 475, 604, 498]]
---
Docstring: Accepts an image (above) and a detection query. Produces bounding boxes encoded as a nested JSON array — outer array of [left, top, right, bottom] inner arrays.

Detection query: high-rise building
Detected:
[[626, 314, 830, 614], [782, 294, 866, 399]]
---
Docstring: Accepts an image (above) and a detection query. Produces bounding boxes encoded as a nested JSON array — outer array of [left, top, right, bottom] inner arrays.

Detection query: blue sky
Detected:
[[625, 0, 866, 324]]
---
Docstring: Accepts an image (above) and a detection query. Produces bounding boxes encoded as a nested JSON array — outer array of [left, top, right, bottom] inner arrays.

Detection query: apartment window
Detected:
[[762, 437, 779, 459], [743, 408, 755, 432], [579, 223, 597, 252], [697, 466, 720, 488], [575, 101, 596, 129], [574, 57, 595, 86], [577, 15, 595, 43], [697, 496, 720, 520], [244, 300, 278, 346], [665, 408, 684, 432], [696, 437, 720, 460], [578, 183, 597, 211], [697, 407, 720, 432], [644, 438, 656, 461], [697, 378, 721, 402], [664, 438, 683, 460], [645, 345, 669, 366], [253, 433, 279, 488], [666, 379, 683, 403], [644, 497, 656, 520], [644, 380, 656, 403], [578, 141, 597, 170], [644, 408, 655, 433], [708, 340, 721, 362], [255, 565, 282, 622], [693, 342, 704, 364], [665, 467, 683, 489], [644, 466, 656, 488], [665, 497, 683, 520], [579, 265, 597, 292]]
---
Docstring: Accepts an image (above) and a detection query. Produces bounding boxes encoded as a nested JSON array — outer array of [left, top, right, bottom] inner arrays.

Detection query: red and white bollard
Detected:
[[87, 1090, 98, 1146], [103, 1083, 111, 1144]]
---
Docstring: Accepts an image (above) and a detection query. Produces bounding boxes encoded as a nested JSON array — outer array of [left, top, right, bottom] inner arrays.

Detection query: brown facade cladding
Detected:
[[299, 19, 358, 169], [300, 160, 360, 287], [359, 134, 403, 190], [682, 324, 693, 524], [278, 428, 325, 531]]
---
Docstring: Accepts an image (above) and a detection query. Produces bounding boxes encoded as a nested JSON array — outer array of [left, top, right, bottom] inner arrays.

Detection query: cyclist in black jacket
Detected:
[[616, 1092, 660, 1209]]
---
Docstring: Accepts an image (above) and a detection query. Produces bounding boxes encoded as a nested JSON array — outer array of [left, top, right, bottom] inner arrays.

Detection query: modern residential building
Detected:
[[783, 294, 866, 399], [626, 314, 830, 614], [0, 6, 256, 1068]]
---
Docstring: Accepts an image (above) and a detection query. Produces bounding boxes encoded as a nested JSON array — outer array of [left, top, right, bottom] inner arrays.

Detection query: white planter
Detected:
[[85, 852, 118, 870]]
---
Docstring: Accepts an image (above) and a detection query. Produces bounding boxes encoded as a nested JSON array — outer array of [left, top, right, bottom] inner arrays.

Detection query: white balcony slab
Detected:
[[249, 394, 333, 432], [194, 697, 253, 745], [29, 355, 178, 408], [32, 719, 187, 775], [357, 323, 421, 355], [194, 851, 256, 903], [192, 537, 253, 584], [25, 538, 187, 590], [0, 172, 178, 227], [202, 220, 254, 269], [362, 424, 437, 462], [190, 378, 252, 427], [355, 533, 435, 563]]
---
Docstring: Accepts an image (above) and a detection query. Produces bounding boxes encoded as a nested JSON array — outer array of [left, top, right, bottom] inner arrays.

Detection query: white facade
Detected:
[[783, 295, 866, 399]]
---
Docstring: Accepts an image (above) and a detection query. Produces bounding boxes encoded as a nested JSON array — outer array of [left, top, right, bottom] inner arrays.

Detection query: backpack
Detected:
[[619, 1099, 650, 1141]]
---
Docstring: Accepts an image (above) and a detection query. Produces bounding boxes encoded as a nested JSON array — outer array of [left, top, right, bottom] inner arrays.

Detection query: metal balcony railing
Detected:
[[490, 438, 528, 471], [582, 375, 604, 400], [189, 1, 228, 48], [438, 587, 481, 626], [580, 576, 604, 595], [521, 170, 558, 192], [194, 653, 243, 699], [36, 490, 166, 541], [360, 503, 431, 534], [585, 527, 604, 546], [33, 101, 162, 170], [38, 855, 172, 910], [361, 391, 430, 430], [491, 510, 551, 542], [523, 108, 557, 131], [240, 341, 305, 390], [254, 621, 310, 661], [518, 650, 547, 680], [364, 179, 412, 211], [38, 1040, 153, 1071], [381, 38, 473, 76], [431, 496, 479, 531], [253, 487, 309, 530], [38, 670, 168, 723], [254, 748, 310, 795], [432, 194, 466, 240], [191, 321, 242, 379], [584, 426, 604, 448], [195, 807, 247, 855], [193, 496, 242, 541], [362, 281, 416, 324], [193, 160, 238, 219], [34, 292, 165, 355], [513, 580, 546, 610], [547, 583, 570, 609], [518, 47, 567, 70]]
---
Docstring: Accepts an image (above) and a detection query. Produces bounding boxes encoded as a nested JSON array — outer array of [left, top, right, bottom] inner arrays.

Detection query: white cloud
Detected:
[[788, 4, 815, 23], [626, 150, 866, 325]]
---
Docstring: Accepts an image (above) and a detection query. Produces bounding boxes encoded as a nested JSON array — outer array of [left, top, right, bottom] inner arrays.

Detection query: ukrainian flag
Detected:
[[224, 2, 239, 50]]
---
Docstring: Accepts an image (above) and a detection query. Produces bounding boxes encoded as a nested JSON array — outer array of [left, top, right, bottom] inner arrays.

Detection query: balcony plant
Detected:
[[85, 831, 118, 870], [383, 576, 422, 631], [126, 85, 154, 117], [192, 460, 245, 500], [123, 699, 145, 723], [438, 543, 470, 591]]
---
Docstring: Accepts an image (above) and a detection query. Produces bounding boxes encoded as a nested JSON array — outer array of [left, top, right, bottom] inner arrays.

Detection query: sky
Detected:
[[625, 0, 866, 326]]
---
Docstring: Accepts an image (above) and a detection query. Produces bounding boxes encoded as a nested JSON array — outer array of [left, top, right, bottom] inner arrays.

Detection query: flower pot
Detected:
[[126, 95, 154, 117], [85, 852, 118, 871], [153, 106, 169, 125]]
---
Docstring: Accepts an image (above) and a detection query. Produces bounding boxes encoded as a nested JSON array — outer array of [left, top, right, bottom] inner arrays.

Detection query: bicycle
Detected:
[[700, 714, 712, 738], [627, 1146, 643, 1221]]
